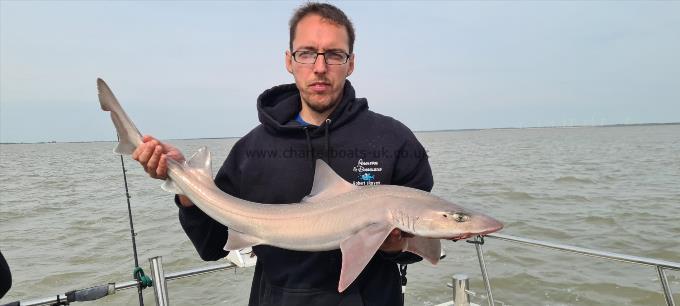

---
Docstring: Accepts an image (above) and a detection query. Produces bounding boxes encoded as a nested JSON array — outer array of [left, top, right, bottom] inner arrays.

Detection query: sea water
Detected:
[[1, 125, 678, 305]]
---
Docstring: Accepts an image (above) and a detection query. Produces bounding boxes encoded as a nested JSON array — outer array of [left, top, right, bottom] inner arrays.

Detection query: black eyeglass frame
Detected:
[[291, 50, 352, 65]]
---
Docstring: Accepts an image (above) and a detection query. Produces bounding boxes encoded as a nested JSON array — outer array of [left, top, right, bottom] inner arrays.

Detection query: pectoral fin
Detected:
[[405, 236, 442, 265], [338, 223, 394, 292], [224, 230, 263, 251], [161, 179, 183, 194]]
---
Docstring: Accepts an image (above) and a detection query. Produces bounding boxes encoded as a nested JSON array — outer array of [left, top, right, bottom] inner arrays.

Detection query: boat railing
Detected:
[[2, 234, 678, 306], [475, 233, 679, 306], [1, 260, 238, 306]]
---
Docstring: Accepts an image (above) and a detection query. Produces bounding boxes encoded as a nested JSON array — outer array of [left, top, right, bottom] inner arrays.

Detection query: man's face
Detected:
[[286, 14, 355, 114]]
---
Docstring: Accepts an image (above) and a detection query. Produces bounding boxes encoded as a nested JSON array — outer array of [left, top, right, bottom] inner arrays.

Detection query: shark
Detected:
[[97, 78, 503, 292]]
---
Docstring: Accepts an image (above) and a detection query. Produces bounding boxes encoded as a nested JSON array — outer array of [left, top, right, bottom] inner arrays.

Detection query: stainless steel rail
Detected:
[[14, 263, 237, 306], [487, 233, 680, 270], [8, 234, 679, 306], [482, 233, 679, 306]]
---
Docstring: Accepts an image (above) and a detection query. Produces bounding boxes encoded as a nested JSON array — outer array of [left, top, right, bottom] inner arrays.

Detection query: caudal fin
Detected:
[[97, 78, 142, 154], [97, 78, 115, 111]]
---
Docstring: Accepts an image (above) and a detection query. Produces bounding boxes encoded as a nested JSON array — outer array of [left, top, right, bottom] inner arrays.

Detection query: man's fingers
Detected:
[[147, 145, 163, 172], [388, 229, 414, 239], [133, 135, 159, 161], [142, 135, 157, 143], [380, 229, 410, 253], [401, 232, 415, 238], [156, 155, 168, 179], [132, 141, 151, 160], [390, 229, 401, 237], [383, 229, 413, 246], [131, 135, 174, 180], [137, 140, 159, 164], [132, 146, 141, 160], [133, 143, 149, 162]]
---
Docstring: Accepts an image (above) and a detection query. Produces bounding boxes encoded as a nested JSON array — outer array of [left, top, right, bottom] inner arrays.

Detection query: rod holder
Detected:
[[149, 256, 169, 306], [452, 274, 470, 306]]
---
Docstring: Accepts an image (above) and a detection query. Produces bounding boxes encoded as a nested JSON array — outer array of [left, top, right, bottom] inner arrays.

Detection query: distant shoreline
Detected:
[[415, 122, 680, 134], [2, 122, 678, 145]]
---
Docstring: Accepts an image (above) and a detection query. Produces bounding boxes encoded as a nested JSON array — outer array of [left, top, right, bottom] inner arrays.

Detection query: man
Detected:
[[0, 250, 10, 299], [134, 3, 433, 305]]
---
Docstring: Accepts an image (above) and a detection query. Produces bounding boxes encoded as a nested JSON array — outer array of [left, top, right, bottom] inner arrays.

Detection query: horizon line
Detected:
[[2, 122, 678, 145]]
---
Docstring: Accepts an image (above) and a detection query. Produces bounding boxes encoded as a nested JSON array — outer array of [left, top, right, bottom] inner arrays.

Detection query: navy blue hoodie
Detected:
[[0, 250, 10, 299], [177, 81, 433, 306]]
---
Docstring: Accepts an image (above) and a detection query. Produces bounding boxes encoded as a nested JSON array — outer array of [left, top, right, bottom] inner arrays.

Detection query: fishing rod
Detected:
[[117, 137, 149, 306]]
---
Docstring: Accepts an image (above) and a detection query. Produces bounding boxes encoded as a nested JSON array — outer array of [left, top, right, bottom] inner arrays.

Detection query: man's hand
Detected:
[[379, 229, 414, 254], [132, 135, 194, 207], [132, 135, 185, 180]]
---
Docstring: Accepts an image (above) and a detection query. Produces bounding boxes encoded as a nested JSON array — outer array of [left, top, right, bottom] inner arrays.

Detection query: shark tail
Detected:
[[97, 78, 143, 155]]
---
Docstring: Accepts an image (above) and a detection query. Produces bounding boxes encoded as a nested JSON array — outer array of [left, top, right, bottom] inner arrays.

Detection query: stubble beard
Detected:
[[303, 92, 343, 114]]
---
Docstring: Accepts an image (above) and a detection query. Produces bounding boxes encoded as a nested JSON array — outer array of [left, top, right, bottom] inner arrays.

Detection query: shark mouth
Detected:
[[446, 225, 504, 241]]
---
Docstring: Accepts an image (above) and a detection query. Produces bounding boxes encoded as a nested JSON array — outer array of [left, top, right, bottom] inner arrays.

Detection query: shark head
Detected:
[[391, 193, 504, 240], [303, 158, 504, 242]]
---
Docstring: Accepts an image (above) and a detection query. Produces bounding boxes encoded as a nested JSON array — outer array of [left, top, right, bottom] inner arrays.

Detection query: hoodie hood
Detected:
[[257, 80, 368, 135]]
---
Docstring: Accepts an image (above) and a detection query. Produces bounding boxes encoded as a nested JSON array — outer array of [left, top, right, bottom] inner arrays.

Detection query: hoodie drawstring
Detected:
[[324, 119, 332, 166], [303, 127, 313, 162], [302, 119, 332, 169]]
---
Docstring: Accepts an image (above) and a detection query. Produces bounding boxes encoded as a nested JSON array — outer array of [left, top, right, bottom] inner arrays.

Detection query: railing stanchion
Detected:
[[473, 236, 495, 306], [657, 266, 676, 306], [149, 256, 170, 306]]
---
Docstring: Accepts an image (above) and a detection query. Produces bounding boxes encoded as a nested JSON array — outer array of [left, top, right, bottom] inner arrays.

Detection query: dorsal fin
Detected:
[[186, 146, 213, 178], [303, 159, 357, 203]]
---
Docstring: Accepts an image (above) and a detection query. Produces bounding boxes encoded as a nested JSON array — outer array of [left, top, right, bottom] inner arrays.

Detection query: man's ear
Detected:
[[285, 50, 293, 74], [346, 53, 355, 77]]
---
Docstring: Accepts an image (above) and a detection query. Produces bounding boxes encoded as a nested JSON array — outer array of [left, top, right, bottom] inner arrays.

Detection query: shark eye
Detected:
[[451, 213, 470, 222]]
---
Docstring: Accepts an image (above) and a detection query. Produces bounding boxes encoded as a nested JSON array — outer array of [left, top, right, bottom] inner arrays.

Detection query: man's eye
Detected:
[[298, 51, 315, 58], [326, 52, 344, 60]]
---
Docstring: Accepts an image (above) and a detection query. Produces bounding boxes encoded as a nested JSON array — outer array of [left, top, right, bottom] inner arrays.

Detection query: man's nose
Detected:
[[313, 54, 327, 74]]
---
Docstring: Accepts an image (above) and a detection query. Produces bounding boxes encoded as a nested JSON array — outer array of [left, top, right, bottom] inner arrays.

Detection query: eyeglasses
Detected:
[[291, 50, 351, 65]]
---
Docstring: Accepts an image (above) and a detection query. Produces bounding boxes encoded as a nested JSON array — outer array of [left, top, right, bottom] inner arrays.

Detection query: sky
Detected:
[[1, 1, 678, 143]]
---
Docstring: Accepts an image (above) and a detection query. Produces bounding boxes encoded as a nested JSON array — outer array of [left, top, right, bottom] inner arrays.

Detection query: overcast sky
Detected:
[[1, 1, 678, 143]]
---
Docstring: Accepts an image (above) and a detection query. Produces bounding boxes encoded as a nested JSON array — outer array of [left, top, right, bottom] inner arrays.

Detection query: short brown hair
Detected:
[[289, 2, 355, 53]]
